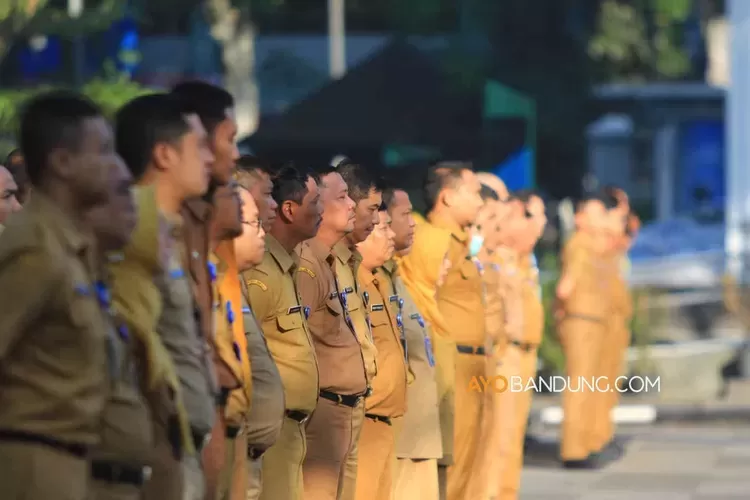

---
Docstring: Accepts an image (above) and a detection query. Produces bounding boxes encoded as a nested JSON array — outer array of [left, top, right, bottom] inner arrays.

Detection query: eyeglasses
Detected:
[[242, 218, 263, 233]]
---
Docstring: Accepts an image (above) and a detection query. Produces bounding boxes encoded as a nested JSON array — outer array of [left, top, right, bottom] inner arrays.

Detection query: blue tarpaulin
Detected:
[[492, 147, 532, 191]]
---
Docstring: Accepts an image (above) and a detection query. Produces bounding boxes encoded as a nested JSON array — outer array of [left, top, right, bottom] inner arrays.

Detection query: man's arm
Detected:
[[0, 249, 59, 362], [296, 254, 326, 313], [243, 267, 278, 323]]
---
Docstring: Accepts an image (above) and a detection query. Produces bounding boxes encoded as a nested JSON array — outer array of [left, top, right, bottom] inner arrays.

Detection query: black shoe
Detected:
[[592, 439, 624, 464], [562, 456, 600, 469]]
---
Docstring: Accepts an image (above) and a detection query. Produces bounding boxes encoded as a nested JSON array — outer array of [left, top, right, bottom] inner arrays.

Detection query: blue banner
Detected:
[[491, 147, 532, 191]]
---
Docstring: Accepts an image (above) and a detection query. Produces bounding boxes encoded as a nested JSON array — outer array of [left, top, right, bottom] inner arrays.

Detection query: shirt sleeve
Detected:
[[297, 256, 326, 312], [244, 269, 277, 324], [0, 249, 61, 361]]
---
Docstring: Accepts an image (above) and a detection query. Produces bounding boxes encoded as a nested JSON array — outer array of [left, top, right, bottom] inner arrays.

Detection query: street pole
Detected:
[[327, 0, 345, 79], [68, 0, 84, 87]]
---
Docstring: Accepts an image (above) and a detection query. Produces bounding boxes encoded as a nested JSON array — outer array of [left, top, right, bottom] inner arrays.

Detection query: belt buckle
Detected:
[[336, 394, 343, 405], [142, 466, 152, 482], [201, 433, 211, 450]]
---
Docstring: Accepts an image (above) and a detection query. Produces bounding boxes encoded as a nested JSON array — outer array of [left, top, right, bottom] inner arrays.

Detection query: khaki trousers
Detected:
[[446, 354, 485, 500], [354, 417, 397, 500], [591, 315, 630, 451], [0, 440, 88, 500], [394, 459, 439, 500], [560, 318, 605, 460], [338, 399, 365, 500], [259, 416, 307, 500], [437, 465, 447, 500], [141, 418, 185, 500], [230, 431, 248, 500], [203, 408, 228, 500], [88, 480, 141, 500], [303, 397, 362, 500], [245, 456, 263, 500], [216, 430, 239, 500]]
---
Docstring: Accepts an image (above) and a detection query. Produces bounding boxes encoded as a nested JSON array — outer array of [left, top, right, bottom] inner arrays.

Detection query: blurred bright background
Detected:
[[3, 0, 750, 402]]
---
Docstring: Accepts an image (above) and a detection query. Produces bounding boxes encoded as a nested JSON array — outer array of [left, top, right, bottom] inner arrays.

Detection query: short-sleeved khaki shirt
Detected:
[[296, 239, 367, 396], [0, 193, 111, 446], [244, 234, 319, 413]]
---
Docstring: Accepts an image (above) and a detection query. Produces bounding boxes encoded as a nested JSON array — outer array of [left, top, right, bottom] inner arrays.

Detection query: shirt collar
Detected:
[[31, 192, 91, 255], [333, 239, 353, 264], [381, 259, 397, 275], [266, 233, 297, 273], [308, 237, 336, 266], [428, 212, 468, 243], [184, 197, 212, 223]]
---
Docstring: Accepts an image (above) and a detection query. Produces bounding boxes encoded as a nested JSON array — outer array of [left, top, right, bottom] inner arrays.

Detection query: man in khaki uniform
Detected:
[[242, 165, 323, 500], [557, 193, 611, 469], [114, 94, 216, 500], [591, 187, 632, 462], [383, 187, 443, 500], [0, 165, 21, 230], [331, 161, 382, 499], [297, 168, 368, 500], [423, 162, 484, 500], [0, 91, 117, 500], [86, 160, 154, 499], [355, 205, 408, 500], [492, 190, 546, 500], [209, 182, 251, 500], [172, 81, 242, 499]]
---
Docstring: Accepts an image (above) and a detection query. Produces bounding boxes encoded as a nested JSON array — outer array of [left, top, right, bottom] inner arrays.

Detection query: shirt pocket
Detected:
[[459, 258, 478, 280], [276, 311, 303, 334]]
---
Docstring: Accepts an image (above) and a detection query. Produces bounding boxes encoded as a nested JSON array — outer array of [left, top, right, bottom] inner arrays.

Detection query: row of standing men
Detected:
[[0, 83, 638, 500]]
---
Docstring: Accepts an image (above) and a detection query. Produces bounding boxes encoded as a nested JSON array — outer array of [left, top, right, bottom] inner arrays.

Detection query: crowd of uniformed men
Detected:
[[0, 83, 641, 500]]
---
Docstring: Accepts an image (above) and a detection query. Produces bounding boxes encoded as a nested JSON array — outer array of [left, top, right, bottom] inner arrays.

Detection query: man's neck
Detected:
[[315, 226, 345, 250], [270, 225, 301, 255], [153, 177, 184, 215], [429, 207, 464, 231], [359, 261, 376, 274], [40, 182, 92, 235]]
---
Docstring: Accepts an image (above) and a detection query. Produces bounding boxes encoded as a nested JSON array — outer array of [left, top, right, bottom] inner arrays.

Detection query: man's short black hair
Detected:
[[480, 183, 498, 201], [423, 161, 472, 212], [271, 164, 310, 205], [115, 93, 192, 181], [170, 81, 234, 134], [18, 90, 102, 186], [335, 160, 377, 203]]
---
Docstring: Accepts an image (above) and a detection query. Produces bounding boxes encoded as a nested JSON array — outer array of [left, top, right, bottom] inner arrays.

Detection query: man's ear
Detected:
[[441, 188, 454, 208], [280, 200, 295, 222]]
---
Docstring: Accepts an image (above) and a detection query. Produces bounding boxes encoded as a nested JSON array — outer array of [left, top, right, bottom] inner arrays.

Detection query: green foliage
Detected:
[[538, 251, 565, 374], [0, 67, 154, 136], [588, 0, 694, 82]]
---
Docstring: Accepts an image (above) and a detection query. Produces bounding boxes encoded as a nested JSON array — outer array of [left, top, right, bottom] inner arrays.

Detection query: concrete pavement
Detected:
[[520, 424, 750, 499]]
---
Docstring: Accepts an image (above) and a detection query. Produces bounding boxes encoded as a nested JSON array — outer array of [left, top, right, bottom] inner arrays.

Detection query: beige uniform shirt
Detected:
[[333, 241, 378, 383], [359, 266, 407, 418], [0, 193, 111, 446], [391, 270, 443, 460], [244, 234, 319, 414], [296, 239, 367, 396], [240, 290, 285, 452]]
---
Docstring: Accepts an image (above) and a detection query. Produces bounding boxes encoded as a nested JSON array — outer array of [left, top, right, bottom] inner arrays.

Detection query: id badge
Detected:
[[424, 334, 435, 368]]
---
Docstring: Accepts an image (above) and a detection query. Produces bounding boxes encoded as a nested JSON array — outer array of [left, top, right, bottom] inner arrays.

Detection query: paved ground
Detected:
[[519, 423, 750, 499]]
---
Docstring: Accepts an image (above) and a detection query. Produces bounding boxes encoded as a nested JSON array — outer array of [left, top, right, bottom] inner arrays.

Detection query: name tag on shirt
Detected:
[[288, 305, 302, 314], [371, 304, 384, 312], [329, 292, 339, 300], [344, 287, 354, 294], [74, 284, 91, 296], [389, 295, 398, 303]]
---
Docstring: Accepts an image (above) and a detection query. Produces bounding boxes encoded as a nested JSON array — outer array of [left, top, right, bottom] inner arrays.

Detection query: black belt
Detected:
[[226, 426, 241, 439], [319, 390, 363, 408], [507, 339, 538, 353], [0, 429, 87, 458], [286, 410, 310, 424], [364, 413, 392, 426], [456, 344, 486, 355], [248, 447, 263, 460], [91, 461, 148, 486]]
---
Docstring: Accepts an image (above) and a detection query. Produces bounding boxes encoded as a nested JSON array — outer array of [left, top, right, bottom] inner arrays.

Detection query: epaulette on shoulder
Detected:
[[298, 266, 316, 278], [246, 278, 268, 291]]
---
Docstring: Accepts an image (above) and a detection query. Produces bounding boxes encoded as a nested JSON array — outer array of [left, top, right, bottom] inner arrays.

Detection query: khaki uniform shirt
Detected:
[[360, 266, 407, 418], [495, 250, 524, 346], [296, 239, 367, 395], [561, 233, 609, 320], [0, 193, 111, 446], [156, 224, 215, 437], [92, 262, 153, 466], [392, 273, 443, 460], [609, 254, 633, 320], [240, 291, 285, 451], [428, 214, 486, 346], [333, 241, 378, 383], [520, 255, 544, 345], [211, 253, 246, 426], [243, 234, 319, 414], [482, 255, 504, 349], [181, 198, 225, 397]]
